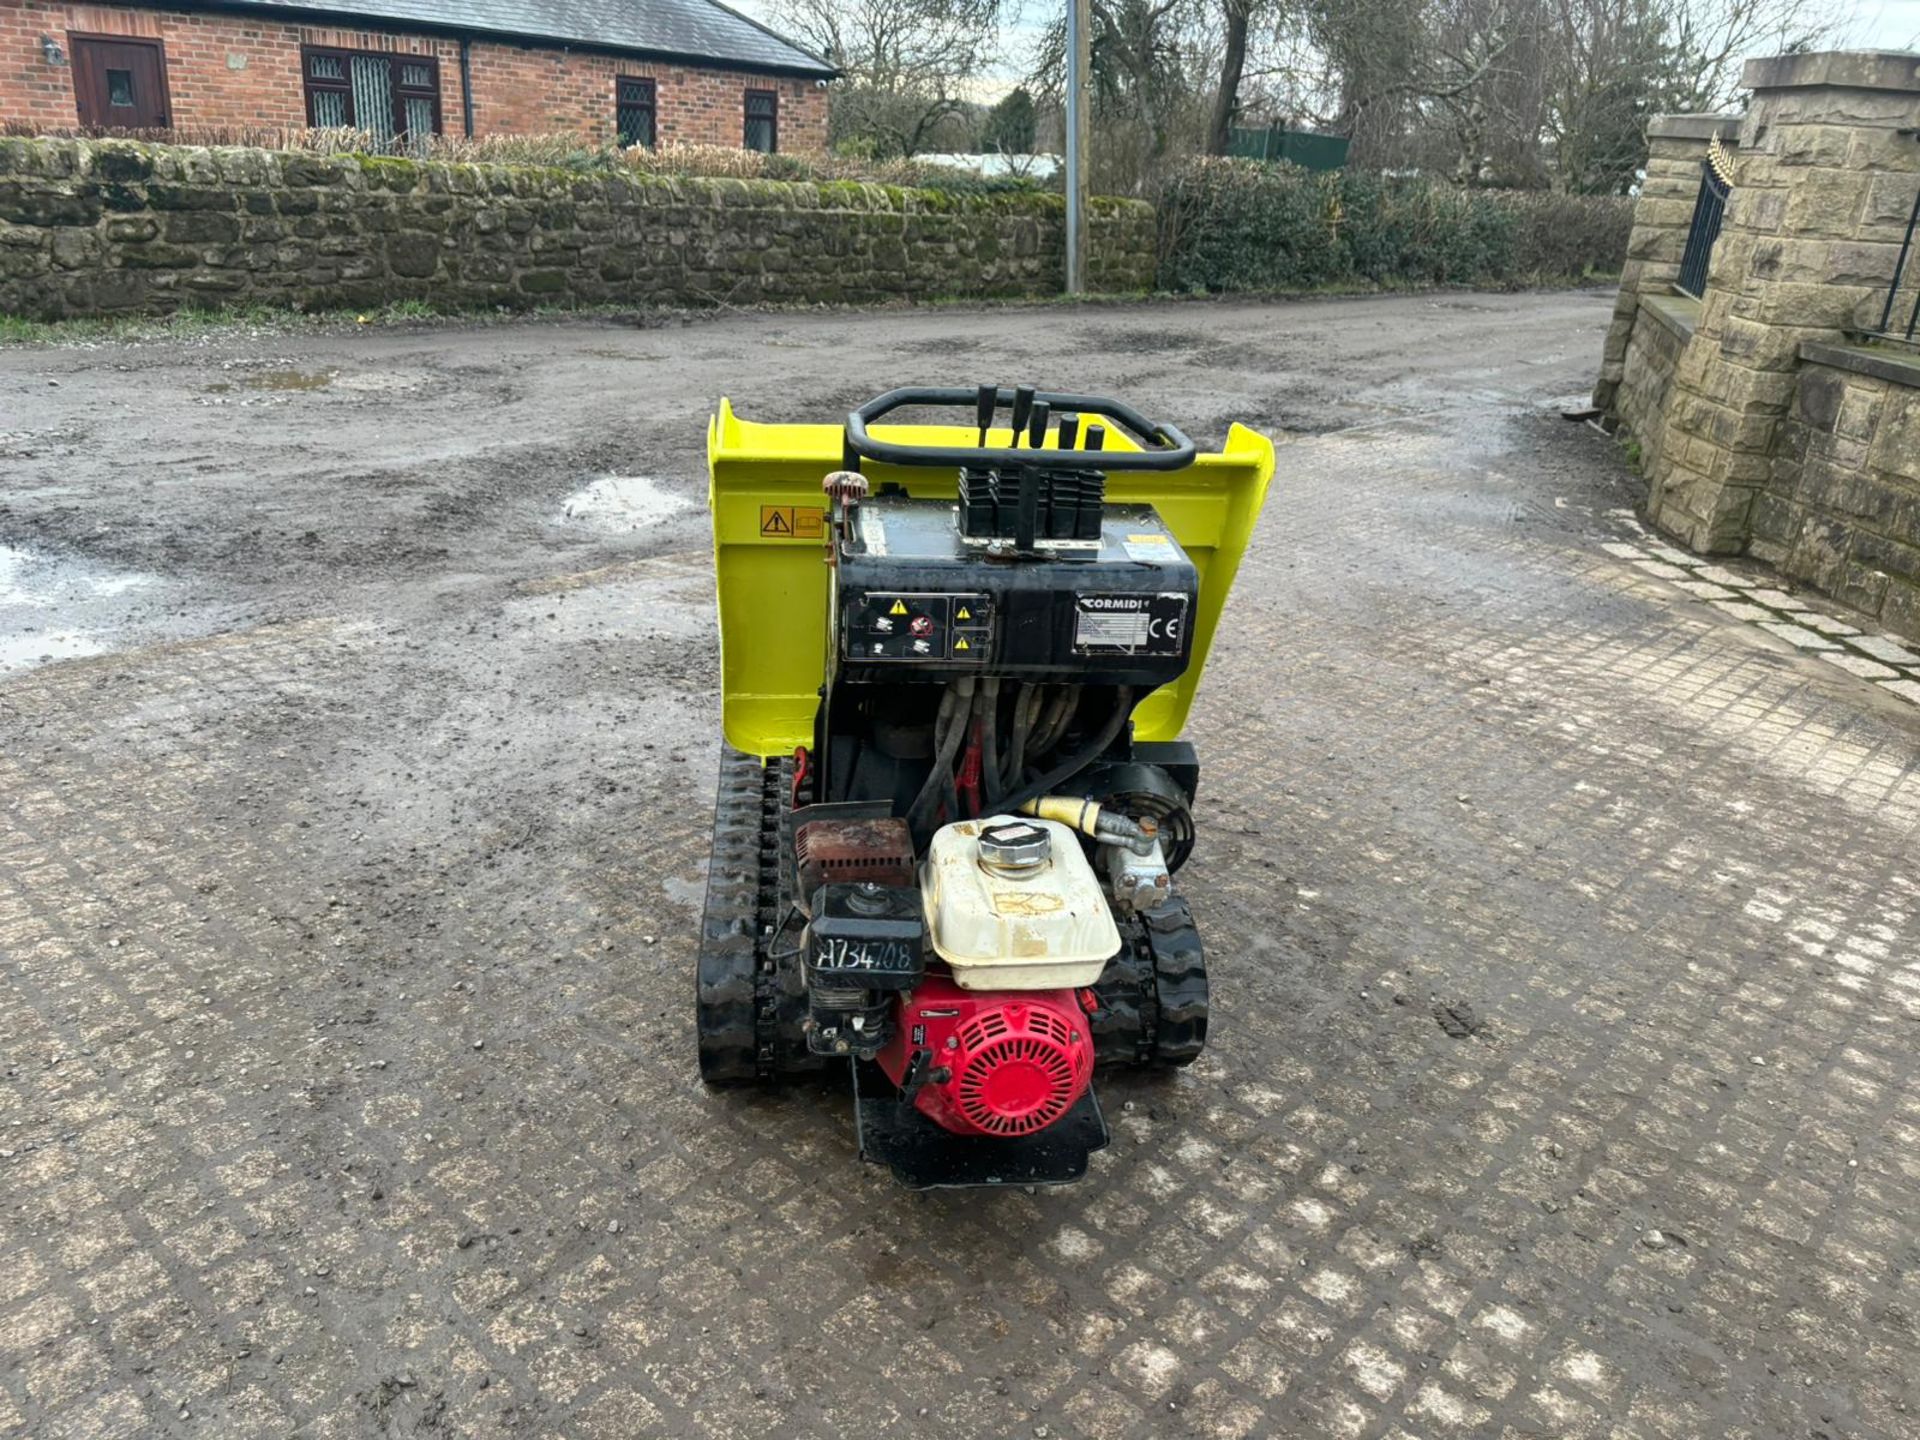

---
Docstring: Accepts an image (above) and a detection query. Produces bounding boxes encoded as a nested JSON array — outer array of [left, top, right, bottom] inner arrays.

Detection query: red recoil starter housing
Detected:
[[878, 974, 1096, 1137]]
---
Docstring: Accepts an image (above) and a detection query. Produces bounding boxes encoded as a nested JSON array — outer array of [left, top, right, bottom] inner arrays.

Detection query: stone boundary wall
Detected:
[[0, 138, 1156, 320], [1646, 53, 1920, 553], [1613, 295, 1696, 477], [1595, 55, 1920, 645], [1756, 343, 1920, 636]]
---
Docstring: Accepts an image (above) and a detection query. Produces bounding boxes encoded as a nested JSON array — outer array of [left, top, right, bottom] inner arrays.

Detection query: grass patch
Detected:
[[0, 297, 478, 345]]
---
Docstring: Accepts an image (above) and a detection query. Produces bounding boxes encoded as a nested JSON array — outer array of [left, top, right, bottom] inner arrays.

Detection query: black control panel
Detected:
[[831, 498, 1198, 686], [847, 590, 994, 664]]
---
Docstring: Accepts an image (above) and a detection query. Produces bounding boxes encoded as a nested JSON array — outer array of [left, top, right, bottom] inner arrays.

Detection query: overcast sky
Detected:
[[736, 0, 1920, 92], [1850, 0, 1920, 48]]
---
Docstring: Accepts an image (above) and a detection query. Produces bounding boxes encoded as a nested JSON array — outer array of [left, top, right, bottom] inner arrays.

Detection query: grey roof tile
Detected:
[[209, 0, 835, 75]]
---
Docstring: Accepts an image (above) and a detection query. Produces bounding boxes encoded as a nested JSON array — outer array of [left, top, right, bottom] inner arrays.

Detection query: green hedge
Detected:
[[1157, 158, 1631, 293]]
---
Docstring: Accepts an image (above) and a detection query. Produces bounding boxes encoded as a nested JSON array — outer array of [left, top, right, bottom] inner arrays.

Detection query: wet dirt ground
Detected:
[[3, 291, 1920, 1439]]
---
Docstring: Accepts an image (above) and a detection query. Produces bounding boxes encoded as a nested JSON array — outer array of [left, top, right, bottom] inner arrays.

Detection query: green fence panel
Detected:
[[1226, 128, 1350, 171]]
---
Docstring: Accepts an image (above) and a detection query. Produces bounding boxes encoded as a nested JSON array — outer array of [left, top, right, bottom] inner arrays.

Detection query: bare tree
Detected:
[[772, 0, 1004, 155], [1032, 0, 1219, 192], [1272, 0, 1831, 187], [1206, 0, 1255, 154], [1658, 0, 1837, 111], [1017, 0, 1838, 190]]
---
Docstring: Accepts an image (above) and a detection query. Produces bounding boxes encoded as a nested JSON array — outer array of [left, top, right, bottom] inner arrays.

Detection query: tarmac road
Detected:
[[3, 290, 1919, 1439]]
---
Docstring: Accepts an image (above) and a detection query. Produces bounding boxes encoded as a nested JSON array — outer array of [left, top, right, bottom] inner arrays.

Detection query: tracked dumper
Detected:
[[696, 386, 1274, 1188]]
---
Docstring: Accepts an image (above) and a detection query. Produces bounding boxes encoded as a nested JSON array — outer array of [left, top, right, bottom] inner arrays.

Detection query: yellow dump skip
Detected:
[[707, 400, 1276, 758]]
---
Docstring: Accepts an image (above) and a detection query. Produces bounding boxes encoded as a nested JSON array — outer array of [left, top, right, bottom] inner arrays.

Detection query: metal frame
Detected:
[[1676, 155, 1730, 300], [843, 387, 1197, 472], [1870, 185, 1920, 346]]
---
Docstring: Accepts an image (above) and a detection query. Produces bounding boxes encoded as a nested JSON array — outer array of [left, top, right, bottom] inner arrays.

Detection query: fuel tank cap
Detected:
[[977, 819, 1051, 873]]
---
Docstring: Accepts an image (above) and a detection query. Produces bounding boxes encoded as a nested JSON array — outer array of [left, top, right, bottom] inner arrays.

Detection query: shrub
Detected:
[[1486, 190, 1632, 284], [1157, 157, 1629, 294]]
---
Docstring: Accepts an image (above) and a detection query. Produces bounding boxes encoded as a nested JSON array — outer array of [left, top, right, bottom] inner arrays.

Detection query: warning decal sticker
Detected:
[[1121, 532, 1174, 563], [1073, 593, 1189, 656], [760, 505, 825, 539]]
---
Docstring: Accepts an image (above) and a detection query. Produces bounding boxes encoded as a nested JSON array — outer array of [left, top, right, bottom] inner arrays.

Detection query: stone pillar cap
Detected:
[[1648, 114, 1741, 141], [1742, 49, 1920, 94]]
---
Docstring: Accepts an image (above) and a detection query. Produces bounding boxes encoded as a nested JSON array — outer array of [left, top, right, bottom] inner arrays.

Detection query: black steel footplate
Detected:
[[851, 1063, 1110, 1190]]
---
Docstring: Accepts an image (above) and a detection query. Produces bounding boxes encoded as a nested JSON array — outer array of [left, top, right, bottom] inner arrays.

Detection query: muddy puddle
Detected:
[[203, 369, 338, 394], [557, 476, 694, 532], [0, 542, 164, 674]]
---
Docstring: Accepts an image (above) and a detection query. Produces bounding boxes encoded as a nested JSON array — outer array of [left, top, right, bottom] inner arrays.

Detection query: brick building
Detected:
[[1, 0, 833, 149]]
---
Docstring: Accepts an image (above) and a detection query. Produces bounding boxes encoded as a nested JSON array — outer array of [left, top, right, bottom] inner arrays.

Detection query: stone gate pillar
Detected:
[[1646, 51, 1920, 551], [1592, 114, 1739, 414]]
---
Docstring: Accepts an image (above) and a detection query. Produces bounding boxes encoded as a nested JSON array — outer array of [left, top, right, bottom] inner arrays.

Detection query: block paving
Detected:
[[2, 295, 1918, 1437]]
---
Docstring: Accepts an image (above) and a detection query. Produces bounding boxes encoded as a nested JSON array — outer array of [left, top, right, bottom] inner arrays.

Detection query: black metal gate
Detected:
[[1868, 185, 1920, 345], [1675, 141, 1733, 300]]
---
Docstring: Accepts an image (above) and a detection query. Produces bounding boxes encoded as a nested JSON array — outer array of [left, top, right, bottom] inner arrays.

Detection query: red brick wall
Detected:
[[0, 0, 827, 148], [464, 44, 824, 149]]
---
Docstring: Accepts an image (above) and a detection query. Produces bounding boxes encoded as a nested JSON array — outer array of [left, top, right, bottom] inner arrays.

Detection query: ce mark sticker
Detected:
[[1072, 592, 1191, 656]]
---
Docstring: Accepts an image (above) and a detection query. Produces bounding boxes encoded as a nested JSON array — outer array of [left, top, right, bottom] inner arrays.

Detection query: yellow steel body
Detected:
[[706, 400, 1276, 758]]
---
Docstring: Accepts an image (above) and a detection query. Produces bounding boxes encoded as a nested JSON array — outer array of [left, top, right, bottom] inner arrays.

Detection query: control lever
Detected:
[[899, 1047, 934, 1104], [1057, 412, 1080, 449], [1009, 386, 1036, 447], [1082, 422, 1107, 452], [975, 384, 996, 446], [1027, 401, 1051, 448]]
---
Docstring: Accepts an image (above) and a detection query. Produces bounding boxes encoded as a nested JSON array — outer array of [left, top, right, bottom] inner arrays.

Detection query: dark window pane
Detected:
[[618, 108, 655, 147], [744, 91, 776, 153], [617, 78, 655, 147], [400, 62, 431, 89], [311, 89, 349, 127], [310, 54, 344, 81], [403, 95, 435, 138], [350, 54, 396, 141], [107, 69, 134, 107]]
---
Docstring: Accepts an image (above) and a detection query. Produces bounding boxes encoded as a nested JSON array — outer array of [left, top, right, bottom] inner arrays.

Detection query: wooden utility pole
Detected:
[[1064, 0, 1090, 294]]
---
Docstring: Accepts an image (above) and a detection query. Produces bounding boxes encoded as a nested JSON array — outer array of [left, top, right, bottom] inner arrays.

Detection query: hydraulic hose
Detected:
[[1003, 682, 1040, 792], [996, 686, 1133, 819], [1021, 794, 1156, 854], [977, 679, 1002, 809], [1031, 683, 1081, 761], [907, 679, 973, 838]]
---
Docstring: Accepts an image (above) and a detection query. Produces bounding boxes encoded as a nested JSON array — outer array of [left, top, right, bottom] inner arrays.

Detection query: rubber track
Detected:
[[696, 748, 821, 1084], [1143, 896, 1208, 1066], [1089, 897, 1207, 1069], [759, 753, 821, 1077], [1089, 926, 1155, 1068], [695, 747, 765, 1084]]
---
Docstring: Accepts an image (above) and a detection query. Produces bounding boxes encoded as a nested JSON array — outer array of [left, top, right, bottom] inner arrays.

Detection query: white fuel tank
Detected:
[[921, 815, 1121, 990]]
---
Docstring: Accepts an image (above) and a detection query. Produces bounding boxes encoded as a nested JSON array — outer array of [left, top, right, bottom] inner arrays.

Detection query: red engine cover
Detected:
[[878, 974, 1095, 1137]]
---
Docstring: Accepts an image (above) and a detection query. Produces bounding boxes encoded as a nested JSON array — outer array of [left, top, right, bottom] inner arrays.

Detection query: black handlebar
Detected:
[[843, 386, 1198, 471]]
